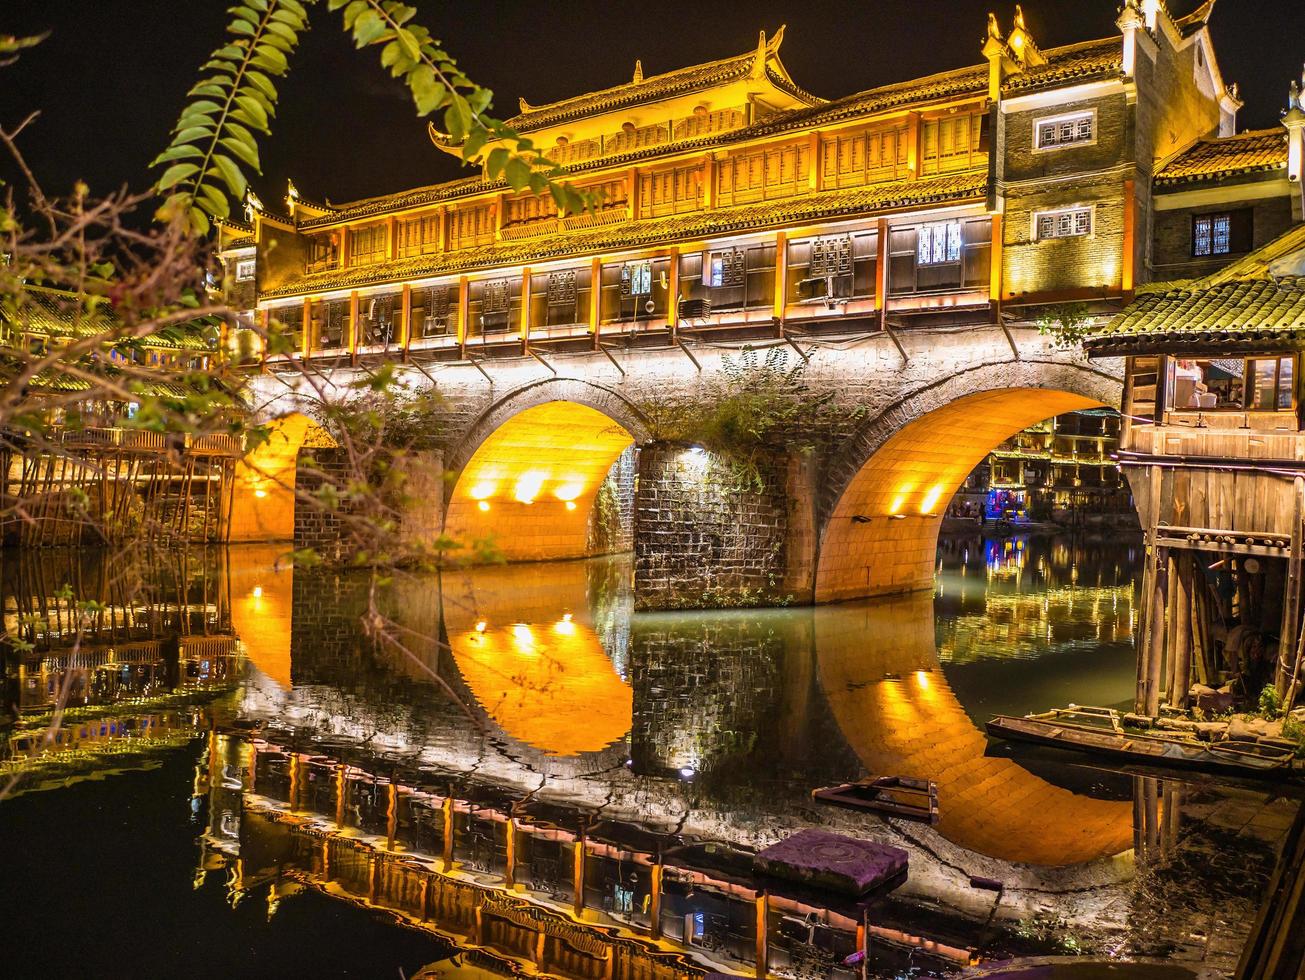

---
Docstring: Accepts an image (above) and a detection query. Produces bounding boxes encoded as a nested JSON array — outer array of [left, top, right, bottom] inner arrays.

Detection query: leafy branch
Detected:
[[1035, 302, 1094, 350], [153, 0, 588, 235]]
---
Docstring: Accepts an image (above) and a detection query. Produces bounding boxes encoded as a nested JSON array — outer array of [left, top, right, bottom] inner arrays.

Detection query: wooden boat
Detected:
[[986, 712, 1300, 780], [812, 775, 939, 823]]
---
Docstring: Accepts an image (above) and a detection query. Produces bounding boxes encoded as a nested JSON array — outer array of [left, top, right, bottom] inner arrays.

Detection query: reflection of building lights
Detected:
[[477, 500, 490, 512], [565, 501, 576, 511], [475, 621, 487, 633], [679, 767, 696, 779], [253, 489, 267, 498], [554, 617, 576, 636], [915, 670, 930, 689], [688, 446, 705, 455], [251, 586, 263, 598]]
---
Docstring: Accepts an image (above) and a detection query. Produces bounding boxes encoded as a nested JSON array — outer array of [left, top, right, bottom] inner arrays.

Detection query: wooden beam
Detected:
[[773, 230, 788, 330], [520, 265, 532, 354], [875, 218, 889, 331], [590, 256, 603, 350], [457, 275, 470, 358], [667, 246, 680, 339]]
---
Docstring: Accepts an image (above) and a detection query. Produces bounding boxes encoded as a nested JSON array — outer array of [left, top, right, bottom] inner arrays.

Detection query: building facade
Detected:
[[218, 2, 1296, 369]]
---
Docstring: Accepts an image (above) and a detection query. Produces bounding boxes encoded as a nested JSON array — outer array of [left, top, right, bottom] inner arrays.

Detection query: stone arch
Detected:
[[443, 378, 651, 562], [228, 411, 336, 542], [815, 359, 1124, 603]]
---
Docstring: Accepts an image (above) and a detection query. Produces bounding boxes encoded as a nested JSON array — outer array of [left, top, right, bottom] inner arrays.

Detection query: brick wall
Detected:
[[633, 443, 791, 610], [1151, 192, 1294, 280], [587, 444, 637, 555], [293, 446, 352, 563]]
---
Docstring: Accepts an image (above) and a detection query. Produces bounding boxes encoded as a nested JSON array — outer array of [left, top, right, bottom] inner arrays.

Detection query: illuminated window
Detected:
[[1248, 356, 1294, 411], [1035, 207, 1092, 240], [1036, 112, 1094, 149], [916, 222, 961, 267], [621, 261, 652, 297], [234, 258, 255, 281], [419, 285, 453, 337], [1166, 355, 1295, 412], [1192, 210, 1253, 258], [704, 249, 745, 287]]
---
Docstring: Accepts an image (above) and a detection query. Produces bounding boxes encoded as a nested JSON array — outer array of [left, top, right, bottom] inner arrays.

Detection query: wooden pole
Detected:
[[1164, 554, 1179, 706], [1172, 553, 1192, 708], [649, 863, 663, 938], [755, 890, 769, 979], [1145, 552, 1167, 716], [1277, 475, 1304, 696]]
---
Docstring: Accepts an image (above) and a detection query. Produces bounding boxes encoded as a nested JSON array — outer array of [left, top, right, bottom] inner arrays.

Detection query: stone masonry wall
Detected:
[[634, 443, 790, 611]]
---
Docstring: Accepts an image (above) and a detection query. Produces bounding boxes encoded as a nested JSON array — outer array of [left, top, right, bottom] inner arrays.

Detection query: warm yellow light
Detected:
[[253, 489, 267, 498], [915, 670, 930, 690], [920, 484, 944, 515], [468, 482, 496, 500], [554, 618, 576, 636], [513, 471, 546, 504], [554, 481, 585, 502], [512, 624, 535, 650], [565, 501, 577, 511], [251, 586, 263, 598], [475, 621, 487, 633], [477, 500, 490, 512]]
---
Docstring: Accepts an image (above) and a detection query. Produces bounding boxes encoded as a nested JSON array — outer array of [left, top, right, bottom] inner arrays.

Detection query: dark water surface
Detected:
[[0, 534, 1296, 979]]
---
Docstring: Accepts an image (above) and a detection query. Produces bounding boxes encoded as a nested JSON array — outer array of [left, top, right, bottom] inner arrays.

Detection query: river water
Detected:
[[0, 532, 1296, 978]]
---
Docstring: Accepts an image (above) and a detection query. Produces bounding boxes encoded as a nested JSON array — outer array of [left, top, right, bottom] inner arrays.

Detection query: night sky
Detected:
[[2, 1, 1301, 212]]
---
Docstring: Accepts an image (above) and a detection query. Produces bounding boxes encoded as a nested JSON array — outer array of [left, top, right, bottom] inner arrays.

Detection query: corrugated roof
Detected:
[[264, 169, 989, 299], [1155, 129, 1288, 186], [1086, 224, 1305, 354]]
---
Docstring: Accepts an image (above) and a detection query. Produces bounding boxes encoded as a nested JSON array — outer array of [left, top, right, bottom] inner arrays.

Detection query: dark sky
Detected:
[[2, 1, 1300, 211]]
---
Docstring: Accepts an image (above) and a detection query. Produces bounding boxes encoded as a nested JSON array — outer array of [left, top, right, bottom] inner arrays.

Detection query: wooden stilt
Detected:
[[1146, 552, 1167, 717], [1172, 553, 1192, 708], [1165, 554, 1179, 705]]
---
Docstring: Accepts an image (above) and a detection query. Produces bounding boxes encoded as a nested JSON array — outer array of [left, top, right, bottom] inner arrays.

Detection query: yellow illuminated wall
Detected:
[[814, 593, 1134, 866], [227, 543, 295, 690], [816, 388, 1102, 602], [444, 401, 635, 562], [441, 562, 632, 756], [228, 413, 336, 542]]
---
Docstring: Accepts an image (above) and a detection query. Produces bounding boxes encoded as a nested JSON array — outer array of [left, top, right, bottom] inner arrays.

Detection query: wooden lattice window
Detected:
[[449, 204, 494, 249], [704, 249, 745, 288], [415, 285, 453, 338], [348, 224, 387, 265], [396, 214, 441, 257], [810, 236, 852, 277], [483, 280, 511, 314], [920, 111, 984, 175]]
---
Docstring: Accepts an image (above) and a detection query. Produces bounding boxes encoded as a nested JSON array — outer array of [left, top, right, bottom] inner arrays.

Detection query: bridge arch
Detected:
[[815, 359, 1124, 603], [443, 378, 650, 562]]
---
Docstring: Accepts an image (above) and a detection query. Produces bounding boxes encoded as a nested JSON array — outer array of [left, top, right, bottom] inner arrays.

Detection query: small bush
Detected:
[[1258, 683, 1284, 720]]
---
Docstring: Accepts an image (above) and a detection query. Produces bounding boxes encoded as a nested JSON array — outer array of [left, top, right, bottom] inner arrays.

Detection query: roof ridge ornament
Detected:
[[632, 59, 643, 84], [751, 29, 769, 80]]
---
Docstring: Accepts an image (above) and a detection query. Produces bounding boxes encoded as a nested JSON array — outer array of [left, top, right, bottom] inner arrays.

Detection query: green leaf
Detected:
[[211, 153, 248, 198], [395, 27, 421, 60], [503, 156, 532, 192], [188, 81, 229, 99], [235, 94, 270, 130], [171, 123, 216, 145], [244, 69, 278, 101], [380, 39, 402, 69], [157, 162, 200, 191], [229, 19, 259, 38], [250, 43, 288, 73], [149, 144, 204, 167], [444, 93, 472, 142], [196, 181, 231, 219], [410, 71, 446, 116], [264, 20, 299, 44], [485, 146, 510, 178], [220, 135, 261, 171], [187, 205, 211, 236], [352, 10, 387, 46]]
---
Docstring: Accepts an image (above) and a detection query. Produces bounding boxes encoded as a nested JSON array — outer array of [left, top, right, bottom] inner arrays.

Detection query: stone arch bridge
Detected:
[[242, 322, 1124, 609]]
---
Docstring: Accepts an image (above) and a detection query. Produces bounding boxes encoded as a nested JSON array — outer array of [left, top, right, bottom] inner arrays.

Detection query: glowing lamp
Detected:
[[554, 482, 585, 502], [251, 586, 263, 598], [477, 500, 490, 512], [253, 489, 267, 498], [565, 501, 577, 511]]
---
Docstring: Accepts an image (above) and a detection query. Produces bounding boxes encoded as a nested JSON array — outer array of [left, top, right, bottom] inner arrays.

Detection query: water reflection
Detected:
[[0, 536, 1296, 979]]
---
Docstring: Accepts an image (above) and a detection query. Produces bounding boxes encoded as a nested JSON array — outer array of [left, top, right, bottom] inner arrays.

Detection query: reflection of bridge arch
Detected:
[[815, 361, 1123, 602], [444, 379, 649, 562], [814, 591, 1135, 867], [440, 561, 633, 757]]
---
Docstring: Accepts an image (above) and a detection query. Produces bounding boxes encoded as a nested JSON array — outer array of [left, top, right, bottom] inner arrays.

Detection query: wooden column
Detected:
[[457, 275, 470, 358], [572, 839, 586, 916], [301, 296, 313, 357], [988, 213, 1004, 321], [442, 797, 454, 872], [702, 155, 717, 210], [398, 284, 412, 359], [1145, 551, 1167, 716], [335, 765, 347, 828], [808, 132, 821, 192], [386, 784, 398, 851], [520, 266, 532, 353], [666, 247, 680, 339], [627, 167, 640, 221], [348, 290, 360, 366], [1172, 553, 1192, 708], [754, 890, 769, 979], [773, 231, 788, 332], [875, 219, 890, 330], [504, 819, 517, 888], [906, 112, 921, 179], [1277, 475, 1305, 699], [590, 256, 603, 350], [1121, 176, 1136, 300], [649, 863, 663, 938], [338, 228, 350, 269], [1164, 554, 1180, 705]]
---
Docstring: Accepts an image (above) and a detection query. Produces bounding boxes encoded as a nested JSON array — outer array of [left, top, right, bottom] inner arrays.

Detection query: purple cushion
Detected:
[[754, 829, 908, 896]]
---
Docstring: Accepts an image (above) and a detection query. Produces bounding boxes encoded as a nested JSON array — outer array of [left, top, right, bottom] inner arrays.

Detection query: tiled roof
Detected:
[[301, 36, 1116, 230], [1001, 37, 1123, 94], [504, 32, 821, 134], [263, 170, 988, 299], [1154, 129, 1288, 186], [3, 287, 219, 351], [1087, 225, 1305, 354]]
